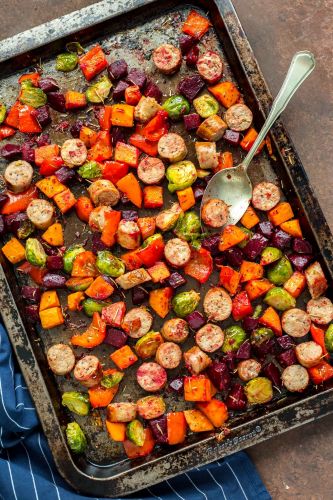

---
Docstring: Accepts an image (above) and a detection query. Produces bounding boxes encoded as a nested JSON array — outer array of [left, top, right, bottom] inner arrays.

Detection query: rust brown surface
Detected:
[[0, 0, 332, 497]]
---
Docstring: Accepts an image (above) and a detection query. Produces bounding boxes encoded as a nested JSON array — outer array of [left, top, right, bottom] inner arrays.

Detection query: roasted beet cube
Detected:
[[288, 253, 313, 271], [207, 361, 231, 391], [178, 74, 205, 101], [42, 273, 66, 289], [186, 46, 199, 67], [127, 68, 146, 89], [111, 126, 126, 147], [121, 210, 138, 221], [167, 272, 186, 289], [25, 304, 40, 323], [236, 339, 252, 359], [112, 80, 130, 101], [242, 233, 269, 260], [271, 229, 292, 249], [193, 185, 205, 202], [104, 327, 128, 348], [36, 133, 51, 147], [149, 416, 168, 444], [46, 255, 64, 271], [34, 106, 51, 128], [131, 286, 149, 305], [226, 383, 247, 410], [39, 77, 59, 93], [226, 247, 244, 267], [257, 221, 274, 239], [253, 339, 277, 359], [214, 255, 227, 267], [54, 167, 75, 184], [186, 311, 205, 330], [169, 376, 184, 394], [262, 362, 281, 387], [0, 215, 5, 237], [179, 34, 197, 54], [223, 129, 240, 146], [91, 233, 108, 254], [144, 79, 162, 103], [21, 141, 36, 163], [0, 144, 22, 159], [47, 92, 66, 113], [201, 233, 221, 256], [276, 335, 295, 351], [242, 316, 259, 333], [108, 59, 128, 80], [5, 212, 28, 233], [183, 113, 201, 131], [21, 285, 41, 303], [292, 238, 313, 254], [70, 120, 84, 138], [277, 348, 297, 367]]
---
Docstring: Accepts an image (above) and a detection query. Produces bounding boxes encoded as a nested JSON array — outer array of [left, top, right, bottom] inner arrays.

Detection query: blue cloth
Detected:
[[0, 323, 270, 500]]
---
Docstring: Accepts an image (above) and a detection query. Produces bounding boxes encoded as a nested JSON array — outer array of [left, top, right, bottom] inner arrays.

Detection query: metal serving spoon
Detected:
[[200, 51, 316, 228]]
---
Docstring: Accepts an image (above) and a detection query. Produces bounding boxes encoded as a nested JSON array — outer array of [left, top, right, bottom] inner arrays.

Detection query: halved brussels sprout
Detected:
[[101, 371, 124, 388], [82, 298, 110, 317], [19, 83, 47, 108], [56, 53, 78, 72], [96, 251, 125, 277], [251, 327, 274, 347], [325, 324, 333, 352], [267, 256, 293, 285], [162, 95, 190, 121], [135, 331, 163, 359], [66, 422, 87, 454], [78, 161, 102, 179], [166, 161, 197, 193], [17, 220, 35, 240], [126, 419, 145, 446], [174, 211, 201, 242], [260, 247, 282, 266], [25, 238, 47, 267], [264, 287, 296, 311], [62, 392, 90, 416], [193, 94, 219, 118], [86, 75, 112, 103], [63, 245, 85, 274], [245, 377, 273, 405], [172, 290, 200, 318], [222, 325, 246, 353], [0, 102, 6, 124]]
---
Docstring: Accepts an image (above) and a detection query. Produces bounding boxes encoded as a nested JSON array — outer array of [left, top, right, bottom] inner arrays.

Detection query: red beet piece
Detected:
[[262, 362, 281, 387], [127, 68, 146, 89], [206, 361, 231, 391], [257, 221, 274, 239], [183, 113, 201, 131], [21, 285, 41, 303], [236, 339, 252, 359], [46, 256, 64, 271], [25, 304, 40, 323], [226, 384, 247, 410], [193, 185, 205, 202], [42, 273, 66, 289], [186, 45, 199, 67], [288, 253, 313, 271], [108, 59, 128, 80], [0, 215, 6, 237], [54, 167, 75, 184], [47, 92, 66, 113], [277, 348, 297, 367], [149, 416, 168, 444], [226, 247, 244, 267], [0, 144, 22, 159], [5, 212, 28, 233], [91, 233, 109, 254], [121, 210, 138, 221], [242, 316, 259, 333], [178, 74, 205, 101], [22, 141, 35, 163], [276, 335, 295, 351], [186, 311, 205, 330], [179, 34, 197, 54], [104, 327, 128, 348], [131, 286, 149, 305], [36, 133, 51, 147], [166, 272, 186, 289], [34, 106, 51, 128], [242, 233, 269, 260], [224, 129, 240, 145], [270, 229, 292, 249], [70, 120, 84, 138], [39, 77, 59, 93], [292, 238, 313, 254], [168, 377, 184, 394], [144, 80, 162, 103]]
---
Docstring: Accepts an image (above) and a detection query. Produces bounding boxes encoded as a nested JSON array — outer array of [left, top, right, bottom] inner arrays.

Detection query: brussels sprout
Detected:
[[25, 238, 47, 267], [166, 161, 197, 193], [62, 392, 90, 416], [96, 251, 125, 277], [126, 419, 145, 446], [66, 422, 87, 454], [82, 298, 110, 317], [172, 290, 200, 318], [251, 327, 274, 347], [325, 324, 333, 352], [174, 211, 201, 242], [244, 377, 273, 405], [193, 94, 219, 118], [78, 161, 102, 179], [56, 53, 78, 72], [19, 83, 47, 108], [222, 325, 247, 353], [237, 227, 253, 248], [267, 257, 293, 285], [252, 305, 263, 319], [66, 277, 94, 291], [0, 102, 6, 124], [63, 245, 85, 274], [101, 371, 124, 388], [66, 41, 85, 55], [260, 247, 282, 266], [162, 95, 190, 121], [86, 75, 112, 103], [17, 220, 35, 240], [141, 233, 162, 248], [135, 331, 163, 359], [264, 287, 296, 311]]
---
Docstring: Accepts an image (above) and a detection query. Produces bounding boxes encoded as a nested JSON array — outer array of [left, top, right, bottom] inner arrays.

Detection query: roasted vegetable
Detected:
[[86, 75, 112, 103], [56, 53, 78, 72], [2, 237, 26, 264], [96, 250, 125, 277], [82, 298, 110, 317], [63, 245, 85, 274], [20, 83, 47, 108], [222, 325, 246, 353], [324, 324, 333, 353], [66, 422, 87, 454], [135, 331, 164, 359], [166, 161, 197, 193], [101, 371, 124, 388], [25, 238, 47, 267], [193, 94, 219, 118], [251, 327, 274, 347], [267, 256, 293, 285], [162, 95, 190, 120], [172, 290, 200, 318], [126, 420, 145, 446], [244, 377, 273, 405], [260, 246, 282, 266], [78, 161, 102, 179], [174, 211, 201, 242], [62, 391, 90, 416], [264, 287, 296, 311]]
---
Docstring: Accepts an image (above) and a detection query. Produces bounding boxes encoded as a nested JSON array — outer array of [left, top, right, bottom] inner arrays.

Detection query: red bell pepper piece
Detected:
[[125, 85, 142, 105], [1, 186, 38, 215], [18, 72, 40, 86], [65, 91, 87, 110], [5, 101, 22, 128], [308, 361, 333, 385], [39, 155, 63, 176], [232, 291, 253, 321], [71, 312, 106, 348], [79, 45, 108, 81], [100, 210, 121, 247], [137, 236, 165, 267], [121, 250, 143, 270], [129, 133, 158, 156], [0, 125, 16, 141], [141, 110, 169, 142], [310, 323, 329, 359], [102, 161, 129, 184], [18, 104, 42, 133], [101, 302, 126, 328], [88, 131, 113, 162], [240, 128, 265, 154], [184, 248, 213, 284], [17, 261, 48, 285], [97, 105, 113, 131]]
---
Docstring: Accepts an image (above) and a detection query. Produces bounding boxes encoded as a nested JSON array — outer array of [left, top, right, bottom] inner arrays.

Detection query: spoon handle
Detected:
[[242, 51, 315, 170]]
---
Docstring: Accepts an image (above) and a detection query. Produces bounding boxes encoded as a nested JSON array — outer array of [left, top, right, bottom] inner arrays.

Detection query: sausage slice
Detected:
[[153, 44, 182, 75], [88, 179, 120, 207], [281, 308, 311, 338], [306, 297, 333, 325], [237, 359, 262, 382], [295, 341, 323, 368], [305, 261, 328, 299], [61, 139, 87, 167], [155, 342, 182, 369], [136, 362, 167, 392], [164, 238, 191, 268], [135, 97, 161, 123], [252, 182, 281, 211], [47, 344, 75, 375], [137, 395, 166, 420], [195, 142, 218, 170], [183, 346, 212, 374], [116, 268, 151, 290], [161, 318, 189, 343], [225, 104, 253, 132], [88, 206, 113, 232], [195, 324, 224, 353], [197, 51, 223, 84], [203, 287, 232, 321], [137, 157, 165, 185], [117, 220, 141, 250], [201, 198, 229, 228], [4, 160, 33, 193], [122, 307, 153, 338], [73, 355, 103, 388], [107, 402, 137, 422], [26, 199, 54, 230], [281, 364, 309, 392], [158, 133, 187, 163]]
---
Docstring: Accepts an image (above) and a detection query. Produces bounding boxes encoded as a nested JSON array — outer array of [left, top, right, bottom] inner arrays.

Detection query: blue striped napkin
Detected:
[[0, 323, 270, 500]]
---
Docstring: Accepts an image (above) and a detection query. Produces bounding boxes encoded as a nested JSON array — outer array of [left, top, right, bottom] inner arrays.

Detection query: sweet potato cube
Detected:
[[280, 219, 303, 238], [116, 173, 142, 208], [283, 271, 306, 298], [183, 409, 214, 432], [259, 306, 282, 336], [208, 82, 240, 108], [240, 206, 260, 229], [80, 125, 98, 147], [167, 412, 187, 445], [79, 45, 108, 81], [65, 90, 87, 110], [219, 266, 241, 295], [245, 279, 274, 301], [39, 306, 64, 329], [268, 202, 294, 226], [196, 399, 229, 427], [147, 261, 170, 283], [143, 186, 163, 209], [111, 104, 135, 128], [1, 237, 25, 264], [219, 225, 247, 251], [85, 276, 114, 300], [149, 287, 172, 318], [177, 187, 195, 211], [110, 345, 138, 370], [137, 217, 156, 240], [41, 222, 64, 246], [114, 142, 139, 167], [40, 290, 60, 311], [53, 188, 76, 213], [34, 144, 59, 168], [36, 176, 66, 198], [184, 375, 212, 402], [240, 261, 264, 282], [106, 421, 127, 442], [182, 10, 211, 39], [67, 291, 85, 311]]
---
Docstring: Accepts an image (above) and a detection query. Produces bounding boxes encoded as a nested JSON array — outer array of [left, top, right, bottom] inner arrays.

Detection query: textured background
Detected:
[[0, 0, 332, 497]]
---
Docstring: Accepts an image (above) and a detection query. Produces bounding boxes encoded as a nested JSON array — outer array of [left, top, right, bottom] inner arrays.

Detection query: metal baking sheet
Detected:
[[1, 0, 333, 496]]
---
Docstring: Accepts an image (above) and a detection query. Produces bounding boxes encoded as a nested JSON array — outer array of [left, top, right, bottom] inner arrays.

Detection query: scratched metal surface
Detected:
[[1, 0, 333, 496]]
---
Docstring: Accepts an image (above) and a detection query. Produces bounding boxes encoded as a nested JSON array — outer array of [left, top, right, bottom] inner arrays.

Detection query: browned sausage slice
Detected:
[[155, 342, 182, 369], [161, 318, 189, 343], [295, 341, 323, 368], [306, 297, 333, 325], [183, 346, 212, 374], [115, 268, 151, 290], [26, 199, 55, 230], [153, 44, 182, 74], [107, 402, 137, 422], [237, 359, 261, 381], [47, 344, 75, 375], [281, 364, 309, 392], [196, 51, 223, 84], [61, 139, 87, 167], [201, 198, 229, 228], [137, 157, 165, 185], [4, 160, 33, 193], [195, 142, 218, 170], [122, 307, 153, 338], [225, 104, 253, 132], [252, 182, 281, 211], [73, 355, 103, 388], [136, 362, 167, 392], [88, 179, 120, 207], [195, 324, 224, 353], [305, 261, 328, 299], [136, 395, 166, 420], [157, 133, 187, 163], [117, 220, 141, 250], [164, 238, 191, 268], [88, 206, 113, 232], [281, 308, 311, 338], [203, 287, 232, 321]]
